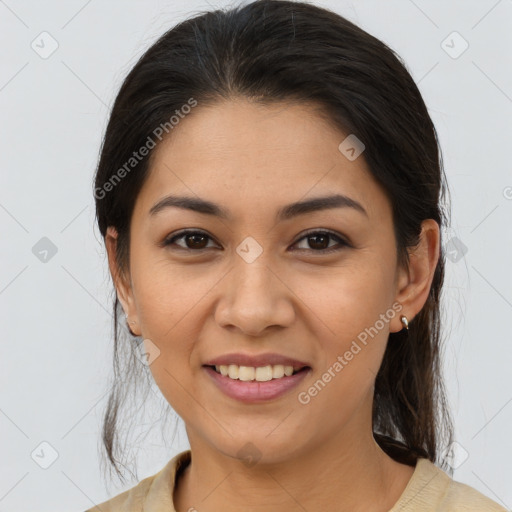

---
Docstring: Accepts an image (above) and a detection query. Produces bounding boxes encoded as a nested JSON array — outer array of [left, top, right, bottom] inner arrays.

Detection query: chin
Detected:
[[212, 433, 306, 467]]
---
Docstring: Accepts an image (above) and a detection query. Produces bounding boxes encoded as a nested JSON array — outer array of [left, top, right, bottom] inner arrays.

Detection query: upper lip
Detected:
[[203, 352, 311, 371]]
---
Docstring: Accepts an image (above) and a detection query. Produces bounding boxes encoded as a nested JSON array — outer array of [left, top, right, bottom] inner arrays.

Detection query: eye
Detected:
[[162, 229, 219, 251], [162, 229, 349, 254], [291, 230, 349, 254]]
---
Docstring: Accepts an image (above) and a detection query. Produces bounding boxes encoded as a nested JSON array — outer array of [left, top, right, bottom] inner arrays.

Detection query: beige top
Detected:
[[84, 449, 508, 511]]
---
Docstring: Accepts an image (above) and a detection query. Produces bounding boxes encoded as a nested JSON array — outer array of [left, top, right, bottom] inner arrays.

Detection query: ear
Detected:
[[391, 219, 440, 333], [105, 226, 141, 336]]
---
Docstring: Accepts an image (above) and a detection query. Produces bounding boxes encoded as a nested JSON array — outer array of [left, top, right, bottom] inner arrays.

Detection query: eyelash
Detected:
[[161, 229, 350, 255]]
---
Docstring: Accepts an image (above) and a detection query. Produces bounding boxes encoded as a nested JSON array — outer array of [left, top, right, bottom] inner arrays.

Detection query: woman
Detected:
[[86, 1, 507, 510]]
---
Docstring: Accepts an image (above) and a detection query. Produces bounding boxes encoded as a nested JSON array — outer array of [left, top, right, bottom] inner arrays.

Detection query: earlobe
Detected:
[[105, 226, 141, 336], [392, 219, 440, 333]]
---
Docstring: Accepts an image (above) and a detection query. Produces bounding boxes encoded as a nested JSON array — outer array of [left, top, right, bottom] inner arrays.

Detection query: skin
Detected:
[[106, 98, 440, 512]]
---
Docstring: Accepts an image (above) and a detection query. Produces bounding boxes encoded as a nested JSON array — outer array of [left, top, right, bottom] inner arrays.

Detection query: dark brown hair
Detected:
[[93, 0, 454, 484]]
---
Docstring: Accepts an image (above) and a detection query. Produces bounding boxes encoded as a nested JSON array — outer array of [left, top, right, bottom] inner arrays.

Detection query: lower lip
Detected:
[[203, 366, 311, 403]]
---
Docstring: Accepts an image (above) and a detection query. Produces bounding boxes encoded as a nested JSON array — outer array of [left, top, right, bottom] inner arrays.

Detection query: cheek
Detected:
[[306, 260, 394, 333], [136, 292, 202, 419], [129, 266, 204, 393], [307, 262, 394, 382], [131, 255, 212, 340]]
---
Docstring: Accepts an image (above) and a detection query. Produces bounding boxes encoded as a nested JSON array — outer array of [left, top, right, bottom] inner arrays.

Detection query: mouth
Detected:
[[202, 364, 312, 403]]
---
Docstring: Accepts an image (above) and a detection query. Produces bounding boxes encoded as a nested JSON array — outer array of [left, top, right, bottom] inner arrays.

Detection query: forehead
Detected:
[[135, 99, 388, 222]]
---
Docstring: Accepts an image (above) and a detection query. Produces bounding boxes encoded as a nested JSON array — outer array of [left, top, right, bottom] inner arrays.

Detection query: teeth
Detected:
[[214, 364, 298, 381]]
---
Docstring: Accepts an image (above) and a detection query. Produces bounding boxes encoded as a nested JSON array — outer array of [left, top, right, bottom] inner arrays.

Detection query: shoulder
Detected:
[[440, 476, 509, 512], [83, 473, 156, 512], [83, 450, 191, 512], [391, 458, 508, 512]]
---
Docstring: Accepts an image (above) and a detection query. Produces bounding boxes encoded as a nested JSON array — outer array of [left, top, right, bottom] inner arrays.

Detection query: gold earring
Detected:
[[400, 315, 409, 330]]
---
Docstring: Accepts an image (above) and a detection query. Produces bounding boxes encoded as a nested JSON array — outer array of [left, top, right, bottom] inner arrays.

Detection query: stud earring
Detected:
[[124, 312, 137, 335], [400, 315, 409, 331]]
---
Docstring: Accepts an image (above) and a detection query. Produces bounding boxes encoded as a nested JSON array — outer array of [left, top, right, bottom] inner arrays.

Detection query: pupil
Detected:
[[309, 234, 328, 250], [188, 234, 207, 249]]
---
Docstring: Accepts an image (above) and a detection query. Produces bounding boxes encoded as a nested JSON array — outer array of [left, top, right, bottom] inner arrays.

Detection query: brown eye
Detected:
[[163, 230, 218, 250], [184, 233, 209, 249], [292, 230, 349, 254]]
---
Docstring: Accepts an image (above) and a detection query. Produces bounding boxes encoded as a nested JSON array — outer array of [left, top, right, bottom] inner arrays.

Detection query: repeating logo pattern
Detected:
[[1, 1, 510, 511]]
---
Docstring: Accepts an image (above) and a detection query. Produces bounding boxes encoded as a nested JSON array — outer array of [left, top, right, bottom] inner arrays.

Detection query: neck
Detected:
[[173, 412, 415, 512]]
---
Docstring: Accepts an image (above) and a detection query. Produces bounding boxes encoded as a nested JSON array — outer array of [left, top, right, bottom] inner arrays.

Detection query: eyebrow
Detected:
[[149, 193, 368, 221]]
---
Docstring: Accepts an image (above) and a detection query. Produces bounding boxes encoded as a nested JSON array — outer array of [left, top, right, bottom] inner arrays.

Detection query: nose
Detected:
[[214, 255, 295, 337]]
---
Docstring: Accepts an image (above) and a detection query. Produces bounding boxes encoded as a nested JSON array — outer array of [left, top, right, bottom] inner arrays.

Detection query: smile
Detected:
[[203, 365, 311, 403]]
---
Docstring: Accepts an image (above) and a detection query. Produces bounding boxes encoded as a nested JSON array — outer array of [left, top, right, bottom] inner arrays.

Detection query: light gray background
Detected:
[[1, 0, 511, 510]]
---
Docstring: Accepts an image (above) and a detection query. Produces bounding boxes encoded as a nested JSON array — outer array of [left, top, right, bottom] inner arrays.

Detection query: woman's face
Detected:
[[110, 98, 426, 464]]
